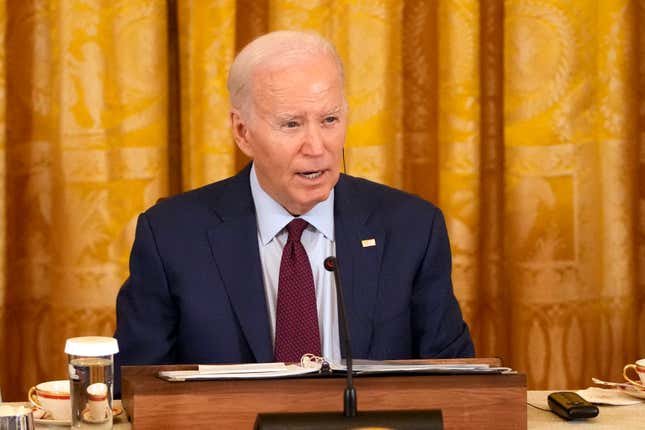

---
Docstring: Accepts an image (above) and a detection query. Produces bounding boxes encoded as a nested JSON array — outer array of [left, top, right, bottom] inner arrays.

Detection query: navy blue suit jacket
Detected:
[[114, 166, 474, 395]]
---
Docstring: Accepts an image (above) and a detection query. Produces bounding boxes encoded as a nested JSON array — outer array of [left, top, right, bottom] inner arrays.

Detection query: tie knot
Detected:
[[286, 218, 308, 242]]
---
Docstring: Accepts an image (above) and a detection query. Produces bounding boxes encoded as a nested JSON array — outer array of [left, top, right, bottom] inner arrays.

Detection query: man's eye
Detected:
[[323, 116, 338, 124], [284, 121, 299, 128]]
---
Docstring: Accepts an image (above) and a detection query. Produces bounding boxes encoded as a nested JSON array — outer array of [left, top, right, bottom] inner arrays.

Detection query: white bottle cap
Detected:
[[0, 404, 31, 417], [65, 337, 119, 356]]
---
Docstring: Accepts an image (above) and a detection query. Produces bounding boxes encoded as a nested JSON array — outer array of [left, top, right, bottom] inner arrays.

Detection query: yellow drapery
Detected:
[[1, 0, 643, 400]]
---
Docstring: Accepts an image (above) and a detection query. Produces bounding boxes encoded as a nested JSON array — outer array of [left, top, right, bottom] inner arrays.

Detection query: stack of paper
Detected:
[[158, 363, 318, 381], [333, 359, 513, 375], [157, 360, 513, 382]]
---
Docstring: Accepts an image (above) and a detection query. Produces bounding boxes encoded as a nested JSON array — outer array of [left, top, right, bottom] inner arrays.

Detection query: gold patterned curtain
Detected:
[[1, 0, 644, 400]]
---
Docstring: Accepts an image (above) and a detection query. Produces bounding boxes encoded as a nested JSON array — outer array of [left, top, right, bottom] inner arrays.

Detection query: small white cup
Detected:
[[623, 358, 645, 389], [84, 383, 109, 423], [28, 380, 70, 421]]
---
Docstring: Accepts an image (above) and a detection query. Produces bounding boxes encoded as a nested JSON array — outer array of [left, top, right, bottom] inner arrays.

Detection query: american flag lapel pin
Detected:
[[361, 238, 376, 248]]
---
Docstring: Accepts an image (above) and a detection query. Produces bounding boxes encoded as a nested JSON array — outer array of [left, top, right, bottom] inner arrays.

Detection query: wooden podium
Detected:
[[121, 359, 526, 429]]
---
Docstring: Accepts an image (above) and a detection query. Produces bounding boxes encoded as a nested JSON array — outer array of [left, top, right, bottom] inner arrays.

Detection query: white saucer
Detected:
[[34, 406, 122, 426], [82, 409, 110, 424], [34, 417, 71, 426], [617, 385, 645, 399]]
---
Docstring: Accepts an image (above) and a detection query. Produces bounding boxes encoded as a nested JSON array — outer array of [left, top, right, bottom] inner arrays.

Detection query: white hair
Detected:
[[227, 30, 345, 115]]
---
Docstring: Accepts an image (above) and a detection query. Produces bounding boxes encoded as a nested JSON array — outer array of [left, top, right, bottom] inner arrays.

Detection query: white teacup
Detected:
[[84, 383, 110, 423], [28, 380, 71, 421], [623, 358, 645, 389]]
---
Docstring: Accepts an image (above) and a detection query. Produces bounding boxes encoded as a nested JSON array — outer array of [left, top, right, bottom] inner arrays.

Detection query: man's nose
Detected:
[[301, 124, 325, 155]]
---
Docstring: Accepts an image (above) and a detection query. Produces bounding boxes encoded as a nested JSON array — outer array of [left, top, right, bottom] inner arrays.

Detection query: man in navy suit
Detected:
[[114, 31, 474, 395]]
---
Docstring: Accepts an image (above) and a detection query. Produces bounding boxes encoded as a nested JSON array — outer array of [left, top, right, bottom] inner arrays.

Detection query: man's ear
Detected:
[[230, 109, 254, 157]]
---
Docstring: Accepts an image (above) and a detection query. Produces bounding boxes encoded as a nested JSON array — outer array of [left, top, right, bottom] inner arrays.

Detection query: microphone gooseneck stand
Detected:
[[254, 257, 443, 430], [323, 256, 356, 417]]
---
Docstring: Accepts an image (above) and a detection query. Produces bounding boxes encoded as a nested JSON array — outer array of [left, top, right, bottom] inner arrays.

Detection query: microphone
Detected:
[[254, 257, 443, 429], [323, 256, 356, 417]]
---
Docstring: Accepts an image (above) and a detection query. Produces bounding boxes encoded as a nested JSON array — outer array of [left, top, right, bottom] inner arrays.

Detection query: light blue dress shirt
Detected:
[[249, 164, 341, 363]]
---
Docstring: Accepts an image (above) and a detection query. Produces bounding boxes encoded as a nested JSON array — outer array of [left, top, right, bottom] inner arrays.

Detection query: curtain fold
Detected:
[[178, 0, 236, 188], [504, 0, 640, 388], [402, 1, 439, 203], [477, 0, 507, 361], [2, 0, 168, 400], [639, 0, 645, 362], [0, 0, 643, 400], [0, 0, 6, 396]]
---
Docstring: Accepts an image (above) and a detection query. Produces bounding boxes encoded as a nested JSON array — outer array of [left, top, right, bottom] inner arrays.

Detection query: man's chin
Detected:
[[287, 192, 331, 215]]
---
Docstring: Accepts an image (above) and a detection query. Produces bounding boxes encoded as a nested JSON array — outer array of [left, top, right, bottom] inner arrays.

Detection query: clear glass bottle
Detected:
[[65, 337, 119, 429]]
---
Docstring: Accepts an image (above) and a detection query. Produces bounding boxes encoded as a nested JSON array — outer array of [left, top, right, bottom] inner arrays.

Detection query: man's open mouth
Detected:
[[298, 171, 324, 179]]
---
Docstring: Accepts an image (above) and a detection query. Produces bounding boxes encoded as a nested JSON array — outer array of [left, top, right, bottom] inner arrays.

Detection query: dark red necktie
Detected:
[[274, 218, 321, 362]]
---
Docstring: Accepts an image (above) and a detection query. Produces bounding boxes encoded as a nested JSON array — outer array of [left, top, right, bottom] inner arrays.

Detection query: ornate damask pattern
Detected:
[[504, 0, 640, 388], [402, 1, 439, 203], [433, 0, 482, 348], [234, 0, 269, 172], [178, 0, 237, 188], [1, 0, 644, 399], [476, 0, 507, 361], [1, 0, 168, 400]]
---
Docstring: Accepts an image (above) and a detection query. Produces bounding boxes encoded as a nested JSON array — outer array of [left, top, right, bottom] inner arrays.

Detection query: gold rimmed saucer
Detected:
[[34, 417, 70, 427], [34, 406, 122, 426], [617, 384, 645, 400]]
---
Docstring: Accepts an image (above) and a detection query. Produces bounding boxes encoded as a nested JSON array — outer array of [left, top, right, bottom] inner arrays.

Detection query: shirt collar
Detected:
[[250, 163, 335, 245]]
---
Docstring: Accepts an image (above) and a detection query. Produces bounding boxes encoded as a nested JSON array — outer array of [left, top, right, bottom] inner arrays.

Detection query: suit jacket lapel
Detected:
[[204, 169, 383, 362], [334, 175, 384, 356], [206, 167, 274, 363]]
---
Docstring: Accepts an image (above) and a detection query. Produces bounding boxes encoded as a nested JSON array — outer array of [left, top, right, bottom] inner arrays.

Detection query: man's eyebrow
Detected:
[[323, 107, 343, 116], [272, 107, 343, 122], [274, 112, 301, 121]]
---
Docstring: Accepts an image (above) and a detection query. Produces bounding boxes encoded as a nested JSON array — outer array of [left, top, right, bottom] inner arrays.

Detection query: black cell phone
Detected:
[[547, 391, 599, 420]]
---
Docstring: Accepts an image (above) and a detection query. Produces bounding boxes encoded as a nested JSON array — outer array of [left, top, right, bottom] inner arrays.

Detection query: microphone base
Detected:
[[255, 409, 443, 430]]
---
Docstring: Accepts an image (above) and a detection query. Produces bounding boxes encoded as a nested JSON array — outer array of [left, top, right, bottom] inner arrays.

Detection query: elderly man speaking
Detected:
[[114, 31, 474, 395]]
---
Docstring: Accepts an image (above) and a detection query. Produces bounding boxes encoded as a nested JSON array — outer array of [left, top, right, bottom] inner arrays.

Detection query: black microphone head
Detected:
[[323, 256, 337, 272]]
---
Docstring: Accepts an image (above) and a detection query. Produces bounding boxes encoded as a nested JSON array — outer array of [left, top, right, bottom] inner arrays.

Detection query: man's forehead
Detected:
[[252, 63, 344, 104], [252, 52, 340, 84], [263, 78, 340, 99], [273, 104, 344, 118], [255, 88, 345, 113], [256, 49, 337, 70]]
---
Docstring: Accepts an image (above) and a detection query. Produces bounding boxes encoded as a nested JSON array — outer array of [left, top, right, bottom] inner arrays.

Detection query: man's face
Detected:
[[231, 54, 347, 215]]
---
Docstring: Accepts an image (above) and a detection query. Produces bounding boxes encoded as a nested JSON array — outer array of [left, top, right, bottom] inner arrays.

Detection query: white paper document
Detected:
[[158, 362, 318, 381], [157, 359, 513, 382], [330, 359, 513, 375]]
